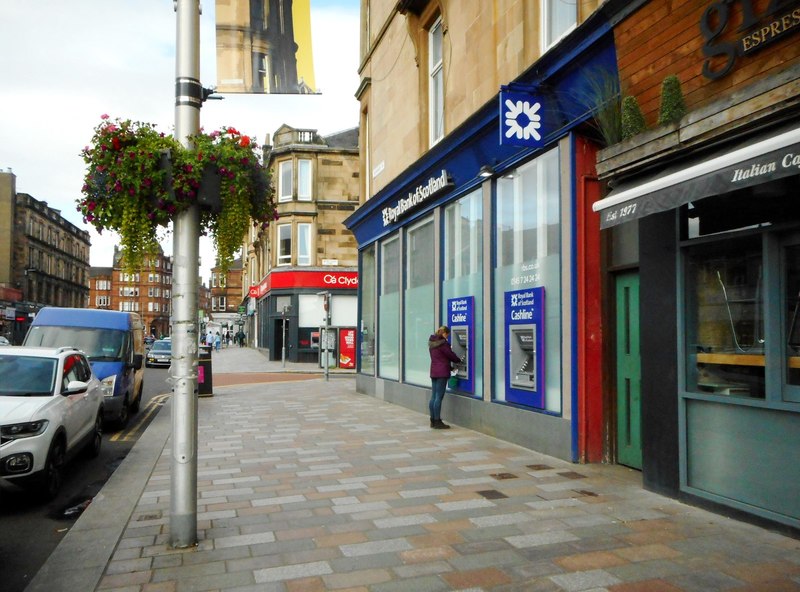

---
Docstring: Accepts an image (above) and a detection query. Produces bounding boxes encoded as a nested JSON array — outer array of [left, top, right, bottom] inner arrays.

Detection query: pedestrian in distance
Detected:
[[428, 325, 461, 429], [214, 331, 221, 352]]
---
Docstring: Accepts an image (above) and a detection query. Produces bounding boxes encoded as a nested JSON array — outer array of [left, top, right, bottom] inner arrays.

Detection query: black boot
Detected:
[[430, 417, 436, 428], [433, 419, 451, 429]]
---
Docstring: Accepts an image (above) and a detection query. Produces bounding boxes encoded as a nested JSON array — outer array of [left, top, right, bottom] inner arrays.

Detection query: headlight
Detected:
[[101, 374, 117, 397], [1, 420, 49, 440]]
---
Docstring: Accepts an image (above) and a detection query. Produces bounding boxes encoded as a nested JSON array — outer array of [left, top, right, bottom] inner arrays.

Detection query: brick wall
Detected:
[[616, 0, 800, 125]]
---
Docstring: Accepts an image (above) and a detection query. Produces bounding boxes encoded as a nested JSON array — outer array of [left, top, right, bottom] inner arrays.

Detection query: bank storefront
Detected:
[[345, 21, 615, 462]]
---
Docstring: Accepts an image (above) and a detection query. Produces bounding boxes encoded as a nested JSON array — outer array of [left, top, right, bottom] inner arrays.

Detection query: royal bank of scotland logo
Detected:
[[499, 88, 545, 148]]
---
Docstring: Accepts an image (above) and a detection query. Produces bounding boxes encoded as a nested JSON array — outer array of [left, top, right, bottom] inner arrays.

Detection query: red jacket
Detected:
[[429, 334, 461, 378]]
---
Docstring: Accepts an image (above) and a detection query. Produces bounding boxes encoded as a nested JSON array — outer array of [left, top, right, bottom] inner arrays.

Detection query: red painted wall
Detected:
[[575, 136, 604, 463]]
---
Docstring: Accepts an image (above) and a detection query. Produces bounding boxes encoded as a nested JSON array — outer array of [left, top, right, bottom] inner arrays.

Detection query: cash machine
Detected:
[[450, 326, 469, 379], [509, 324, 536, 390]]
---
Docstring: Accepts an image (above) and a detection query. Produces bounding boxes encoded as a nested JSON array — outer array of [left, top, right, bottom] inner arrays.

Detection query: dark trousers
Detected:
[[429, 377, 448, 420]]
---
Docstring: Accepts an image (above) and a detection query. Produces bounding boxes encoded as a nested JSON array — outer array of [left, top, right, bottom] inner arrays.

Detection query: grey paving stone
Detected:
[[371, 575, 452, 592], [151, 559, 227, 582], [340, 537, 413, 557], [174, 570, 256, 592], [329, 552, 405, 572], [393, 560, 453, 578], [607, 559, 687, 582], [506, 531, 580, 548], [549, 569, 622, 591], [668, 570, 746, 591], [448, 549, 527, 571], [253, 560, 333, 583]]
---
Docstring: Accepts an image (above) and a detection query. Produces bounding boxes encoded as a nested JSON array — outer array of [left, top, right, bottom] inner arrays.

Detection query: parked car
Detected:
[[146, 339, 171, 368], [0, 336, 10, 346], [23, 308, 145, 427], [0, 346, 104, 499]]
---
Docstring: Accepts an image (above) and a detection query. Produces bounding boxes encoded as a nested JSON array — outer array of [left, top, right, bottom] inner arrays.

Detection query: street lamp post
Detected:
[[281, 305, 288, 368], [170, 0, 201, 549]]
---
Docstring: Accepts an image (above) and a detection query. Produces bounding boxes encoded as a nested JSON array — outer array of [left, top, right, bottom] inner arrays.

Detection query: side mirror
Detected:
[[131, 353, 143, 370], [65, 380, 88, 395]]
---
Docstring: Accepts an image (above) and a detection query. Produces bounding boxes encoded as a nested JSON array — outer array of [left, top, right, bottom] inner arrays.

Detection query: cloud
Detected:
[[0, 0, 360, 283]]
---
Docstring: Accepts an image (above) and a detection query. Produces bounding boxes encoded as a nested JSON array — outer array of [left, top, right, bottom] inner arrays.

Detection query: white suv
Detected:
[[0, 346, 104, 499]]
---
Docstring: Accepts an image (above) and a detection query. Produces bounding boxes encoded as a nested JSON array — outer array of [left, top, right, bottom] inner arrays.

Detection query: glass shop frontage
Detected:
[[345, 36, 615, 463], [594, 121, 800, 531]]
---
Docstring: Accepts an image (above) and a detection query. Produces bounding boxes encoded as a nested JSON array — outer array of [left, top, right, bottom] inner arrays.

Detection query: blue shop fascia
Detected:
[[345, 8, 621, 463]]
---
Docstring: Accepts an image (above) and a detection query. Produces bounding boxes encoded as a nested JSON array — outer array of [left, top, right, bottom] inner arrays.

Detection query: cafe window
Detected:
[[682, 186, 800, 405], [685, 237, 765, 399]]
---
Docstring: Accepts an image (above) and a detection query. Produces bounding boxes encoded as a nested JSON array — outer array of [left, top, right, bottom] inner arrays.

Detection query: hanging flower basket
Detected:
[[78, 115, 275, 272]]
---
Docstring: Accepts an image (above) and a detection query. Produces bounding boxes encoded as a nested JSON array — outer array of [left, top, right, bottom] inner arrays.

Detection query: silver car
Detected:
[[145, 339, 171, 368]]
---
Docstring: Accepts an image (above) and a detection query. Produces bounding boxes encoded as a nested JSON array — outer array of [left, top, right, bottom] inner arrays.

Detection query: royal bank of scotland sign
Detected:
[[499, 87, 545, 148]]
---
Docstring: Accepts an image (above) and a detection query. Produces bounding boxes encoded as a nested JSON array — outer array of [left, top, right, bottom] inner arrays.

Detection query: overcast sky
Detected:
[[0, 0, 360, 283]]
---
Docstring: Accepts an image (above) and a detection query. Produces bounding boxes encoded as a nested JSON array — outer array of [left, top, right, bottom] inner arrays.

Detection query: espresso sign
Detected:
[[701, 0, 800, 80]]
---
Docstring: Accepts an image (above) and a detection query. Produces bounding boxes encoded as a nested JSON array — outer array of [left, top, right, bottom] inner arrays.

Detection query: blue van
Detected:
[[23, 308, 145, 426]]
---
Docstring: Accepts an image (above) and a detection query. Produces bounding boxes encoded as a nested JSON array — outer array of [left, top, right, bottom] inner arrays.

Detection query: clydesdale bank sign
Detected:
[[382, 170, 454, 227]]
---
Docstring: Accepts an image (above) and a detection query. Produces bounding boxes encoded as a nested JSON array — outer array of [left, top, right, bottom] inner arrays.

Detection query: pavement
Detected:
[[24, 347, 800, 592]]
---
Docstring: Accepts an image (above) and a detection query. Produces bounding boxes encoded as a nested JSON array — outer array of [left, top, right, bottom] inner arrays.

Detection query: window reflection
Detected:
[[785, 245, 800, 387], [685, 239, 765, 399]]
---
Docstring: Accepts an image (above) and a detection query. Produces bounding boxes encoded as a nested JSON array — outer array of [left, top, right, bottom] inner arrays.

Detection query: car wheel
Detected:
[[40, 438, 65, 500], [85, 411, 103, 458], [117, 397, 130, 429]]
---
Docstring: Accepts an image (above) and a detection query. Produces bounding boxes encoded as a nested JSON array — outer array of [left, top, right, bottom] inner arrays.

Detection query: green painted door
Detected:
[[616, 272, 642, 469]]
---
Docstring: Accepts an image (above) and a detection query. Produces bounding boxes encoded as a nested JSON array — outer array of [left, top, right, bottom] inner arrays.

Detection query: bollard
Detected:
[[198, 344, 213, 397]]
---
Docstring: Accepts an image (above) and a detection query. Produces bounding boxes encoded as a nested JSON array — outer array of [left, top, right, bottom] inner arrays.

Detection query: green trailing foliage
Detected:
[[79, 116, 275, 273]]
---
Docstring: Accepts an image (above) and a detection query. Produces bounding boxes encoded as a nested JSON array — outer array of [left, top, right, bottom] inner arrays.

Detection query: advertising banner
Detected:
[[339, 327, 356, 369], [215, 0, 316, 94], [504, 287, 545, 408], [446, 296, 474, 393]]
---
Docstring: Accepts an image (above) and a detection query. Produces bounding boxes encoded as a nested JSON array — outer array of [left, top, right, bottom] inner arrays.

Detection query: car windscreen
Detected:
[[151, 341, 171, 352], [0, 355, 57, 396], [25, 326, 126, 362]]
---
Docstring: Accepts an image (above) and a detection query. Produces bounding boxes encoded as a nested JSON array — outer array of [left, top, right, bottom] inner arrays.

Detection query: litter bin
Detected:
[[198, 345, 213, 397]]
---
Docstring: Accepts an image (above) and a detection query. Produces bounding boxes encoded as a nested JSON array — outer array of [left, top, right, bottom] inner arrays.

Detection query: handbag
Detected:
[[448, 368, 458, 389]]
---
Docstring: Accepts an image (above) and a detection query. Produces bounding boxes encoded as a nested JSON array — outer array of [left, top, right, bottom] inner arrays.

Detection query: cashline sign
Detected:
[[504, 287, 545, 408], [447, 296, 474, 394]]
